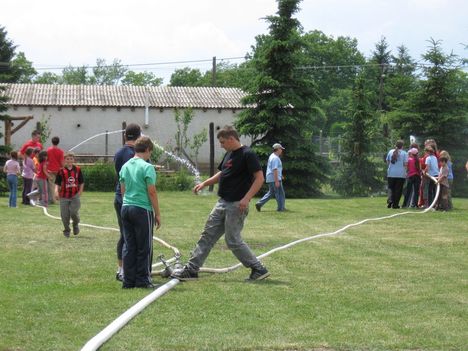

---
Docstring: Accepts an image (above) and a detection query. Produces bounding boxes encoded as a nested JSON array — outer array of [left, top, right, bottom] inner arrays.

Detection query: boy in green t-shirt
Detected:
[[119, 136, 161, 289]]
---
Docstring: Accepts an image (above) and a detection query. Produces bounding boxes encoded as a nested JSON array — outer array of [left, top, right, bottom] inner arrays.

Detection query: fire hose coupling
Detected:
[[159, 254, 184, 278]]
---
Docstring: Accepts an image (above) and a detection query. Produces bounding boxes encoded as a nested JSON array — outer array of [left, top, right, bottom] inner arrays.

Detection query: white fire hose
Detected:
[[195, 175, 441, 274], [81, 279, 180, 351], [35, 204, 180, 266], [33, 176, 441, 351]]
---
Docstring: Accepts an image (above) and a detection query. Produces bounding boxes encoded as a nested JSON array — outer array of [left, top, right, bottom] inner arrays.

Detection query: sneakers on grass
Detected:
[[116, 272, 123, 282], [170, 266, 199, 281], [246, 266, 270, 282]]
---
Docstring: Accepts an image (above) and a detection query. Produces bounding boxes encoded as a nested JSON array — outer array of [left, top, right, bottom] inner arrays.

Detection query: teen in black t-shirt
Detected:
[[217, 146, 261, 202], [172, 126, 270, 282]]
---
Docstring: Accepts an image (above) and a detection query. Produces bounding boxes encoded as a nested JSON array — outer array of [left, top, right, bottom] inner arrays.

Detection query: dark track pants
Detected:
[[114, 194, 125, 261], [388, 177, 406, 208], [121, 205, 154, 288]]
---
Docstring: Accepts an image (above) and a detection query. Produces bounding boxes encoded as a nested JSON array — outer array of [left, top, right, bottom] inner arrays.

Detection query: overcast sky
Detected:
[[1, 0, 466, 84]]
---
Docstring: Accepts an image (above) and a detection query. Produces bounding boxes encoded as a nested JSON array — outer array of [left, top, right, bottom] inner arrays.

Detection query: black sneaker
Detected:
[[63, 230, 70, 238], [246, 266, 270, 282], [73, 225, 80, 235], [255, 203, 261, 212], [171, 266, 198, 281]]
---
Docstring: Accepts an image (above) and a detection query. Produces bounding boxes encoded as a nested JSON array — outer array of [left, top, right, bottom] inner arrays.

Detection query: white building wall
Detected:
[[5, 106, 251, 169]]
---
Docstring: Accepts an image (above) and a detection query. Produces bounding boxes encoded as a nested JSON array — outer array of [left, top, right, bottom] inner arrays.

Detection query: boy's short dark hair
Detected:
[[10, 151, 18, 160], [32, 130, 41, 137], [217, 125, 239, 141], [125, 123, 141, 141], [25, 147, 34, 156], [134, 136, 154, 153], [51, 136, 60, 145]]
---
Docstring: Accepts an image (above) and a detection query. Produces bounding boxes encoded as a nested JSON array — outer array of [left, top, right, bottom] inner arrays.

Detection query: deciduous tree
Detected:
[[10, 52, 37, 83], [121, 71, 163, 86], [62, 65, 91, 85], [91, 58, 127, 85], [169, 67, 204, 87]]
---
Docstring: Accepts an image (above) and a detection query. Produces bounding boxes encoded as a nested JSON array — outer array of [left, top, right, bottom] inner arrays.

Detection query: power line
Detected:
[[296, 62, 467, 71], [0, 56, 466, 73], [31, 56, 247, 71]]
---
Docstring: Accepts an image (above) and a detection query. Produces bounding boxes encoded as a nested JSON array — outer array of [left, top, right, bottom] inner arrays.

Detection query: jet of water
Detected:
[[151, 141, 201, 185], [68, 129, 201, 185], [69, 129, 125, 152]]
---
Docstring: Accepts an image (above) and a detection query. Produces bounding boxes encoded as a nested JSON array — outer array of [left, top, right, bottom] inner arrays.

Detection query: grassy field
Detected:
[[0, 191, 467, 351]]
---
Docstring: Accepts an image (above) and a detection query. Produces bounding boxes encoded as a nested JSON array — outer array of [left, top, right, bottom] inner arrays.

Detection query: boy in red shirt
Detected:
[[19, 130, 43, 158], [54, 152, 84, 237], [47, 136, 65, 204]]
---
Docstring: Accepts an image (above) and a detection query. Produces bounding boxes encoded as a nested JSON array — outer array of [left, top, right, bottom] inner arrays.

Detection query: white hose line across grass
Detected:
[[35, 204, 180, 266], [80, 279, 180, 351], [33, 177, 439, 350], [79, 177, 440, 351], [199, 176, 441, 274]]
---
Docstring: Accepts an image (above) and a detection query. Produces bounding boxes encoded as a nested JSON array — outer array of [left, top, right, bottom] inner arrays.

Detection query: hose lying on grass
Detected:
[[34, 177, 440, 351]]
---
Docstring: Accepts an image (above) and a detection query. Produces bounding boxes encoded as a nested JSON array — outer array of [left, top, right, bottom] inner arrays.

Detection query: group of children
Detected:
[[3, 147, 44, 206], [386, 138, 453, 211], [3, 137, 85, 238]]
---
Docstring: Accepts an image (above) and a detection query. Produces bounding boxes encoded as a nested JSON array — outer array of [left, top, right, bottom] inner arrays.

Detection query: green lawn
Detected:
[[0, 192, 467, 351]]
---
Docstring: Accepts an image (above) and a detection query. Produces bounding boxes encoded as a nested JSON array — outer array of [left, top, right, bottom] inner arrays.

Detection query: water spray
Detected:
[[151, 141, 201, 185], [67, 129, 202, 185], [68, 129, 125, 152]]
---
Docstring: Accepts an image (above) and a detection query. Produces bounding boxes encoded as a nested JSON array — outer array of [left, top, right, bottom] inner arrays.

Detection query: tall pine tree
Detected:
[[410, 39, 467, 148], [386, 45, 419, 140], [331, 74, 382, 196], [236, 0, 328, 197]]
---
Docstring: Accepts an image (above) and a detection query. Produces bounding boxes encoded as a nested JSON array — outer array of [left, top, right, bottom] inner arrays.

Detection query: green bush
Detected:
[[79, 163, 198, 192], [80, 163, 116, 192], [0, 171, 23, 197], [0, 172, 7, 196], [157, 169, 196, 191], [0, 145, 12, 155]]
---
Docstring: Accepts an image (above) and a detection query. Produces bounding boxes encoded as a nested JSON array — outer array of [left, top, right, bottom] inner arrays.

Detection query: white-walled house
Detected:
[[1, 83, 250, 169]]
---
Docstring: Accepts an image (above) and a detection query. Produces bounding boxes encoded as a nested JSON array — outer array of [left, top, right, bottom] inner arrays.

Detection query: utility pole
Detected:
[[211, 56, 217, 86], [209, 123, 215, 192]]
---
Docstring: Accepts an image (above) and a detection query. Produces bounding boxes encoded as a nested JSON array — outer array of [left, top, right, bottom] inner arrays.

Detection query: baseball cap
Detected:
[[125, 123, 141, 141], [272, 143, 285, 150], [409, 147, 419, 155]]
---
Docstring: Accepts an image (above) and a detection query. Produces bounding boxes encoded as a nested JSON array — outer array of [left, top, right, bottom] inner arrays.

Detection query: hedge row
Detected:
[[0, 163, 197, 196], [80, 163, 195, 192]]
